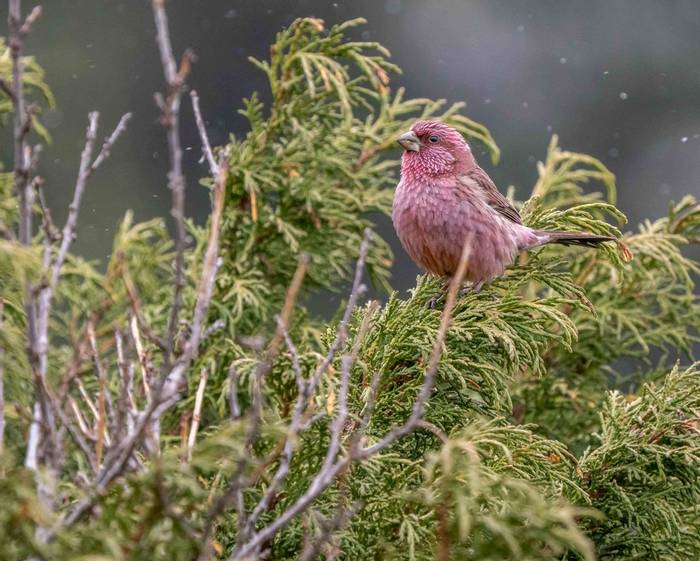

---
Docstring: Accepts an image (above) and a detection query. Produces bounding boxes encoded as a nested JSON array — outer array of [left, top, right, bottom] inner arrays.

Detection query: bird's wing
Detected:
[[455, 167, 522, 224]]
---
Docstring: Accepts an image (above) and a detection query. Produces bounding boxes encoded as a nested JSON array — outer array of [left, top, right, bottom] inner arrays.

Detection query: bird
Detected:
[[392, 120, 615, 292]]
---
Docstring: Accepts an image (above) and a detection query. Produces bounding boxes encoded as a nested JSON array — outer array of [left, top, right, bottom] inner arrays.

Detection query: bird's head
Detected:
[[397, 120, 476, 180]]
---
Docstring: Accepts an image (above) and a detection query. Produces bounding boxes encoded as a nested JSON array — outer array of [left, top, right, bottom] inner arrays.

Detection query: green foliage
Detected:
[[578, 363, 700, 560], [1, 16, 699, 561], [513, 139, 700, 454], [0, 37, 55, 139], [214, 17, 499, 334]]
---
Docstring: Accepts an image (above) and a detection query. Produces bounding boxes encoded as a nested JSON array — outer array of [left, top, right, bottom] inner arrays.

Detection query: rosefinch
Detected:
[[392, 120, 614, 291]]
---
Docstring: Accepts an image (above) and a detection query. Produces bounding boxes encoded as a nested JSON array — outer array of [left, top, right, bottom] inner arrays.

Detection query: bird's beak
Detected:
[[397, 130, 420, 152]]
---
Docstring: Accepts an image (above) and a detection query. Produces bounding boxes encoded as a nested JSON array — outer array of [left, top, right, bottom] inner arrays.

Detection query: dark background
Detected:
[[2, 0, 699, 296]]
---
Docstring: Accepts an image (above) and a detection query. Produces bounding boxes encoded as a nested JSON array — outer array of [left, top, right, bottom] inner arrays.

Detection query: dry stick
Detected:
[[59, 156, 228, 532], [87, 323, 113, 444], [358, 235, 473, 458], [76, 378, 99, 423], [229, 233, 372, 560], [228, 363, 241, 420], [8, 0, 46, 474], [152, 0, 194, 366], [114, 330, 136, 441], [129, 314, 152, 401], [187, 368, 209, 462], [26, 112, 130, 470], [8, 0, 41, 245], [34, 180, 60, 242], [51, 112, 132, 288], [196, 255, 311, 561], [69, 398, 91, 440], [231, 235, 473, 561], [190, 90, 219, 175], [296, 501, 363, 561]]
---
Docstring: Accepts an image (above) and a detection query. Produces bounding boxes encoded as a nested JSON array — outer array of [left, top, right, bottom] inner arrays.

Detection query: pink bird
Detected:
[[392, 120, 614, 291]]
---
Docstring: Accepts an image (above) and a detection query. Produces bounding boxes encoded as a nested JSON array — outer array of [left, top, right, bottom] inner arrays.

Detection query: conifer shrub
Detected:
[[1, 8, 698, 561]]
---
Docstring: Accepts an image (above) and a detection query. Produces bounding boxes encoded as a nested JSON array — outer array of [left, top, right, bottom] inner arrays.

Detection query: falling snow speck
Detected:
[[517, 25, 525, 32], [484, 98, 491, 104], [681, 137, 688, 143], [559, 57, 567, 64], [619, 92, 629, 100]]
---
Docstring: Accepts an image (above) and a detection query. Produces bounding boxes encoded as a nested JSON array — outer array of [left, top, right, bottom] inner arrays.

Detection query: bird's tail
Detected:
[[537, 230, 616, 248]]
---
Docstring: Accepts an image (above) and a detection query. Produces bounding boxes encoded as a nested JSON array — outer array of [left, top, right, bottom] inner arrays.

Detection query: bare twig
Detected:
[[152, 0, 195, 366], [358, 235, 473, 457], [229, 231, 373, 560], [114, 330, 136, 440], [297, 501, 363, 561], [190, 90, 219, 175], [8, 0, 39, 245], [60, 154, 228, 532], [51, 112, 132, 288], [228, 363, 241, 420], [129, 314, 152, 401], [197, 254, 311, 561], [187, 368, 209, 462], [229, 234, 472, 561], [34, 180, 61, 243]]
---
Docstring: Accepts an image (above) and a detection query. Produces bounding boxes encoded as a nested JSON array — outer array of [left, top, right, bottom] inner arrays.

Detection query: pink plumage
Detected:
[[392, 120, 613, 289]]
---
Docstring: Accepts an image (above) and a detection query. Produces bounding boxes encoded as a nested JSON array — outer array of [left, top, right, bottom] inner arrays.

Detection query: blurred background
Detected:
[[1, 0, 699, 296]]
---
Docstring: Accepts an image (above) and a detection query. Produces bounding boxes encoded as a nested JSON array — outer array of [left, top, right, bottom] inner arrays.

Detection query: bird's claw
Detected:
[[425, 293, 444, 309], [458, 281, 484, 299]]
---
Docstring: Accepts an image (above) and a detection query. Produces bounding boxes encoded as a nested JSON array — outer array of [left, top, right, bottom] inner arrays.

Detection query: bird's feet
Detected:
[[458, 280, 485, 298], [425, 280, 485, 309]]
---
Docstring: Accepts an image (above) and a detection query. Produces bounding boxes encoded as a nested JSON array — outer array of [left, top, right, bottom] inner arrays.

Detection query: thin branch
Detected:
[[129, 314, 152, 401], [60, 156, 229, 532], [231, 235, 472, 561], [114, 330, 136, 441], [197, 254, 311, 560], [187, 368, 209, 462], [297, 501, 363, 561], [152, 0, 194, 366], [228, 363, 241, 420], [51, 112, 132, 288], [190, 90, 219, 175], [229, 231, 373, 561], [359, 235, 473, 457], [8, 0, 38, 245], [180, 156, 227, 359], [34, 179, 61, 243]]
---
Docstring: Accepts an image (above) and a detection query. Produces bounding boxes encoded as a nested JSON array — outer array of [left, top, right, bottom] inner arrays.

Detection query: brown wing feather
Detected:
[[456, 167, 522, 224]]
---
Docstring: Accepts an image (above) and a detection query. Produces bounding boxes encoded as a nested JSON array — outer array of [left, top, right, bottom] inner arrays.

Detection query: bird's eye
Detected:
[[428, 135, 439, 143]]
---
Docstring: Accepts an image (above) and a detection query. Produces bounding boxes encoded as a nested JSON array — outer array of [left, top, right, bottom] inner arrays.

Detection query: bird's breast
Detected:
[[392, 180, 462, 275], [392, 178, 523, 281]]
